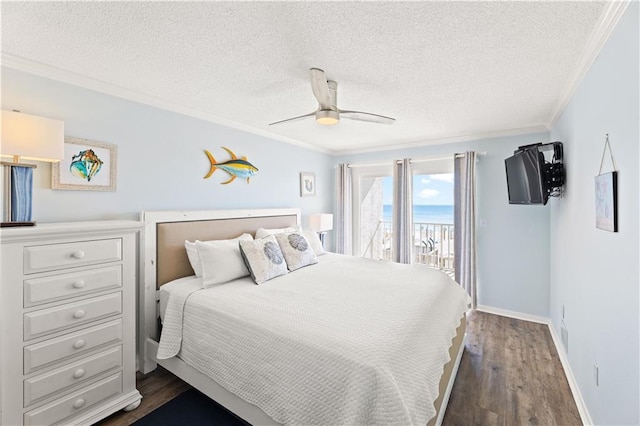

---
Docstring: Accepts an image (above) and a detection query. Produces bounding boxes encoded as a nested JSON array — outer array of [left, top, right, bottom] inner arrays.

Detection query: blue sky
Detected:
[[382, 173, 454, 205]]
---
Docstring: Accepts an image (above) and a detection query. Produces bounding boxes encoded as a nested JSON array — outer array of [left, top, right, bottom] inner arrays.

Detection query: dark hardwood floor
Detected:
[[442, 311, 581, 426], [99, 310, 581, 425]]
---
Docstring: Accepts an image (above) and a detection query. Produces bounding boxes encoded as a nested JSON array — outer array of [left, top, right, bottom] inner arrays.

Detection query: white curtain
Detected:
[[392, 159, 413, 264], [335, 164, 352, 255], [454, 151, 477, 307]]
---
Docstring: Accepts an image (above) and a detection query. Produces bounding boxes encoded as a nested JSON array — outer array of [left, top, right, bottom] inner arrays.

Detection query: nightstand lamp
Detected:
[[1, 110, 64, 227], [309, 213, 333, 246]]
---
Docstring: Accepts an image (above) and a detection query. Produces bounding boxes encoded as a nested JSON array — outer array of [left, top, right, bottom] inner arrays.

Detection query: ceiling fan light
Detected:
[[316, 116, 339, 125], [315, 110, 339, 126]]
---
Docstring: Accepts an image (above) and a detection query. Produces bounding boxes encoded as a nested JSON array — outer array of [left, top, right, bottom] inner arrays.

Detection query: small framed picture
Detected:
[[300, 172, 316, 197], [595, 171, 617, 232], [52, 137, 117, 191]]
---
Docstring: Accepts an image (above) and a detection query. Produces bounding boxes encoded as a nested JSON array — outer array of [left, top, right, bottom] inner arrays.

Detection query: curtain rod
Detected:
[[347, 152, 486, 168]]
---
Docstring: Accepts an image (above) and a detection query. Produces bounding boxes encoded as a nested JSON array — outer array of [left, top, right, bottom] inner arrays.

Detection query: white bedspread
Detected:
[[158, 253, 471, 425]]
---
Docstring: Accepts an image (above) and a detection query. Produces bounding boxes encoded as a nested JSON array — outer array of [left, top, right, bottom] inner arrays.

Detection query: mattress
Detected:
[[158, 253, 471, 425]]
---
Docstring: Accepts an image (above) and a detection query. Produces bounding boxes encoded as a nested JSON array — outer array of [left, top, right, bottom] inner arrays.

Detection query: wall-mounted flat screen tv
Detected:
[[505, 148, 547, 205]]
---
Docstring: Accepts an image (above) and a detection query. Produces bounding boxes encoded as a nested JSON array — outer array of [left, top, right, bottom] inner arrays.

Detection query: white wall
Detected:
[[1, 68, 334, 228], [335, 132, 552, 317], [549, 3, 639, 425]]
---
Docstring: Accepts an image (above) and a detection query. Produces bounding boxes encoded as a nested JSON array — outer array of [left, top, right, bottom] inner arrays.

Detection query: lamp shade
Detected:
[[2, 110, 64, 162], [310, 213, 333, 232]]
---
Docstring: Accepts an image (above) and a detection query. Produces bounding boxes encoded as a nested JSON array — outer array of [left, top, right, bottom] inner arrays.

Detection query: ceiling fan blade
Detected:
[[268, 112, 315, 126], [340, 110, 396, 125], [309, 68, 332, 110]]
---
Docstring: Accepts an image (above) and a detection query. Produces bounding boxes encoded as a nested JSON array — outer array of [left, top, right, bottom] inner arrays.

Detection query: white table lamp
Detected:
[[309, 213, 333, 246], [1, 110, 64, 226]]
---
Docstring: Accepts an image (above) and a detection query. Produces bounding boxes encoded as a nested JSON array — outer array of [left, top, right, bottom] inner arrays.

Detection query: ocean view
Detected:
[[383, 204, 454, 224]]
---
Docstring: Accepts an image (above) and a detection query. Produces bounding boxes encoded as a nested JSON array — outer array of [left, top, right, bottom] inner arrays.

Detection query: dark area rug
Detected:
[[133, 388, 250, 426]]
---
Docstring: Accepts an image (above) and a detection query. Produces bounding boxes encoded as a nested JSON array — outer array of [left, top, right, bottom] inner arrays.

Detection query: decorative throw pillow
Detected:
[[275, 232, 318, 271], [185, 233, 252, 277], [255, 225, 301, 239], [239, 235, 289, 284], [302, 229, 325, 256]]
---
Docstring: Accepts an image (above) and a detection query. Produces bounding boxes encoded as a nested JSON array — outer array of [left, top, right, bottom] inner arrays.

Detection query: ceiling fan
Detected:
[[269, 68, 396, 126]]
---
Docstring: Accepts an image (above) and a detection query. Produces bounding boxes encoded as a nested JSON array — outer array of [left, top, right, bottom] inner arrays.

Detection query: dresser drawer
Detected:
[[24, 346, 122, 407], [24, 265, 122, 307], [24, 293, 122, 340], [24, 319, 123, 374], [24, 239, 122, 274], [24, 372, 122, 426]]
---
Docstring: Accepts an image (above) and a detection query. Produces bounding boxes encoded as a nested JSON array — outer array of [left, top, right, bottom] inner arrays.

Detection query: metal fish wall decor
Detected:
[[204, 146, 258, 184], [70, 149, 103, 182]]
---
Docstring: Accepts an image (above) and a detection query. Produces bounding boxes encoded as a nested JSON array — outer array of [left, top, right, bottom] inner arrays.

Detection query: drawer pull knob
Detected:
[[73, 398, 85, 409], [73, 339, 86, 349], [73, 368, 86, 379], [71, 250, 85, 259], [73, 280, 86, 289], [73, 310, 86, 319]]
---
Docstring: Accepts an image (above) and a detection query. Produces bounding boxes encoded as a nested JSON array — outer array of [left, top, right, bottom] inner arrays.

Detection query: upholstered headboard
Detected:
[[156, 214, 298, 286]]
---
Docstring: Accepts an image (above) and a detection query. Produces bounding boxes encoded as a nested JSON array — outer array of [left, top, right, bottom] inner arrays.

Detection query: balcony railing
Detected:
[[363, 221, 455, 274]]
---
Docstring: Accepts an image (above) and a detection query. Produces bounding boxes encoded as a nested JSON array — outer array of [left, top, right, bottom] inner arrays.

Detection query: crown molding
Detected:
[[1, 53, 331, 155], [332, 125, 550, 156], [2, 53, 548, 157], [2, 51, 580, 158], [547, 0, 631, 129]]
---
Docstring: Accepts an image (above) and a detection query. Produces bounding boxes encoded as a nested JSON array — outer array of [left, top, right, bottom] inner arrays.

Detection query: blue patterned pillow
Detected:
[[239, 234, 289, 284], [275, 232, 318, 271]]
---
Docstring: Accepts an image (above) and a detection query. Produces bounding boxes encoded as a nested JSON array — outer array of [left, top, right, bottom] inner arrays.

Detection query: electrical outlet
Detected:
[[594, 363, 599, 386], [478, 218, 487, 228]]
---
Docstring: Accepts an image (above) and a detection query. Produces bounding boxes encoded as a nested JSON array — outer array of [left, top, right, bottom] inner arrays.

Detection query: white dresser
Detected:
[[0, 221, 142, 426]]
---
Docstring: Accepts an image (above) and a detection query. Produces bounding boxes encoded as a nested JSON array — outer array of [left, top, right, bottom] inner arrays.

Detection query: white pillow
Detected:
[[185, 233, 252, 277], [255, 225, 301, 239], [275, 232, 318, 271], [239, 235, 289, 284], [302, 229, 325, 256], [196, 237, 253, 288]]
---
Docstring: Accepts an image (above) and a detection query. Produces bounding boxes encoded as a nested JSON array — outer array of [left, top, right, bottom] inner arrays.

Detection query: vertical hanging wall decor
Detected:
[[594, 134, 617, 232]]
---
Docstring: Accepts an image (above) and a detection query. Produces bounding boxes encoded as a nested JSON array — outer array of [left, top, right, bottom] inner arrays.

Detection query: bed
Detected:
[[139, 209, 470, 425]]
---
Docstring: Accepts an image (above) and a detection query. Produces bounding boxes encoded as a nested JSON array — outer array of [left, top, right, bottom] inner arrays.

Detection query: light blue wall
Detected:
[[549, 3, 639, 425], [335, 132, 552, 317], [1, 68, 334, 228], [5, 11, 639, 420]]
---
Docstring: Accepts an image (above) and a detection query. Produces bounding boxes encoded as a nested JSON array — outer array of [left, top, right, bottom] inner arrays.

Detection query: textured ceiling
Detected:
[[2, 1, 607, 154]]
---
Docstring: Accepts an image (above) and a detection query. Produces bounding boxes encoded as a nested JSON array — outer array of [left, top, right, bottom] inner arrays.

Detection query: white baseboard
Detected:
[[547, 322, 593, 426], [474, 305, 592, 425], [475, 304, 549, 324]]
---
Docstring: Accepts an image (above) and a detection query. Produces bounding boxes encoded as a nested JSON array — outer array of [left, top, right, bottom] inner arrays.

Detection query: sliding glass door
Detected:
[[412, 172, 454, 274], [351, 159, 454, 275], [351, 164, 392, 259]]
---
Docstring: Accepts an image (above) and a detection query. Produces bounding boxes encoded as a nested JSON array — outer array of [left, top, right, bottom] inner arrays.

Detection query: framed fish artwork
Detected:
[[300, 172, 316, 197], [52, 137, 117, 191]]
